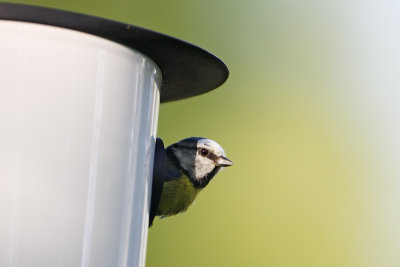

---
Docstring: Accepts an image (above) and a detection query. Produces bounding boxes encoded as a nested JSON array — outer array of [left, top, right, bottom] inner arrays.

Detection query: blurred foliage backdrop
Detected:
[[8, 0, 400, 266]]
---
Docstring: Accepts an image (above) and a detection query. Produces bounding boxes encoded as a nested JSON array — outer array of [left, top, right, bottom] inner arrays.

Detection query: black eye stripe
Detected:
[[197, 148, 218, 161], [207, 153, 218, 161]]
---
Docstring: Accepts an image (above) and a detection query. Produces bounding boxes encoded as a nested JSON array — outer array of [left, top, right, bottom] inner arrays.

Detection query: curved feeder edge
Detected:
[[149, 138, 166, 227]]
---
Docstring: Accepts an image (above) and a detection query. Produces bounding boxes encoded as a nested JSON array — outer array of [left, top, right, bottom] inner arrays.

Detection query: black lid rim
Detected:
[[0, 3, 229, 103]]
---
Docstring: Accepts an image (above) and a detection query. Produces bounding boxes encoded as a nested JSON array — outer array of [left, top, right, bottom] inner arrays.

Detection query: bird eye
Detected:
[[200, 148, 209, 156]]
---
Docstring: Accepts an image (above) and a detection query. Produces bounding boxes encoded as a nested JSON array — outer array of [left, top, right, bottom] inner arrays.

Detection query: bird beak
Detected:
[[216, 156, 233, 167]]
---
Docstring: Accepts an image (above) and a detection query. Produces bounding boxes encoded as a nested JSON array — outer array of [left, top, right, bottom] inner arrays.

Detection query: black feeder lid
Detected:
[[0, 3, 229, 103]]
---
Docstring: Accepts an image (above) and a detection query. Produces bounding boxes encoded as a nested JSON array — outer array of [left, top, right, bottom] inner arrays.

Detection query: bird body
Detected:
[[155, 137, 232, 218], [156, 170, 200, 216]]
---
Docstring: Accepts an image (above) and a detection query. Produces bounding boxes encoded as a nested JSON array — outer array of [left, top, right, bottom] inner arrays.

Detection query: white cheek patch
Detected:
[[194, 154, 215, 179]]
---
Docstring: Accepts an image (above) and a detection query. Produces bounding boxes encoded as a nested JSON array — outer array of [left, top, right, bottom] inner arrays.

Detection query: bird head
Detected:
[[167, 137, 233, 188]]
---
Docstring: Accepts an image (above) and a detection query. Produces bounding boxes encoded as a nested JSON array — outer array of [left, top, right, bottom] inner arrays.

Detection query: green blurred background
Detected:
[[8, 1, 400, 266]]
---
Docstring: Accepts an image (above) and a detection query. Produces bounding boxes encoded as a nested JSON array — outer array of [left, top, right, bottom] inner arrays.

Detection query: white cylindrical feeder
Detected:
[[0, 3, 228, 267]]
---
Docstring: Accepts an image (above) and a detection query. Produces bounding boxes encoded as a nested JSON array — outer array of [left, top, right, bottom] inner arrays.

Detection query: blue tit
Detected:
[[156, 137, 233, 218]]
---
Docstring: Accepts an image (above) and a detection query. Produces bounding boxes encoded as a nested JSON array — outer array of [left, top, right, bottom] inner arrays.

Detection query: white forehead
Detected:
[[197, 139, 226, 157]]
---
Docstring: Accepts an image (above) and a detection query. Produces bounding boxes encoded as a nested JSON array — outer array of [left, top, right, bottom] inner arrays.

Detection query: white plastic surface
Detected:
[[0, 21, 161, 267]]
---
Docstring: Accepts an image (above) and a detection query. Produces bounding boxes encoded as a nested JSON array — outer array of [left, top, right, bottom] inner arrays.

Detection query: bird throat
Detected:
[[191, 166, 220, 188]]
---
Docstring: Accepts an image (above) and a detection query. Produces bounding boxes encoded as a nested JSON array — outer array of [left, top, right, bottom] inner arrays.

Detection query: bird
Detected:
[[155, 137, 233, 220]]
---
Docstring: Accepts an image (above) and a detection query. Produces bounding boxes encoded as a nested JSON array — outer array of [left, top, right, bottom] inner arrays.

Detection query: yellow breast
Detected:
[[156, 174, 201, 216]]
